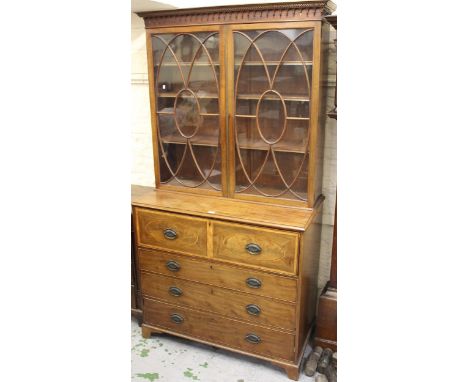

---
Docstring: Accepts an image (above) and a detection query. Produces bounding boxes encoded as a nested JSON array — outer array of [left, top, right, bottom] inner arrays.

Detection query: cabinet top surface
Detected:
[[132, 185, 320, 231]]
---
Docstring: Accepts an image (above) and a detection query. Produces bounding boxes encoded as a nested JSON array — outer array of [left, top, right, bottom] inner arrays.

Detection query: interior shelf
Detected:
[[156, 62, 219, 66], [236, 61, 313, 66], [234, 184, 308, 201], [160, 133, 220, 148], [158, 111, 219, 117], [236, 114, 309, 120], [157, 93, 309, 102], [155, 61, 312, 66], [162, 177, 222, 191], [157, 93, 219, 99], [236, 94, 310, 102], [160, 133, 307, 154]]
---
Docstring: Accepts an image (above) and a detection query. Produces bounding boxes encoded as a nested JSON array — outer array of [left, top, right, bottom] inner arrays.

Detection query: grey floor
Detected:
[[131, 318, 320, 382]]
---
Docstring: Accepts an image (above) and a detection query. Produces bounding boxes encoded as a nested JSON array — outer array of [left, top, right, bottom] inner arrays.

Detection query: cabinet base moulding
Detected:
[[140, 323, 311, 381]]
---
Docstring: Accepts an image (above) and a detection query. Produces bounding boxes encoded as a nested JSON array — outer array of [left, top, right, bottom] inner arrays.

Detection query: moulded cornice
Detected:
[[136, 1, 337, 28]]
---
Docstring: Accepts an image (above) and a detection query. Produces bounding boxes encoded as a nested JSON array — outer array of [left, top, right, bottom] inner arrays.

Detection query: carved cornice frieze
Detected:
[[137, 1, 336, 28]]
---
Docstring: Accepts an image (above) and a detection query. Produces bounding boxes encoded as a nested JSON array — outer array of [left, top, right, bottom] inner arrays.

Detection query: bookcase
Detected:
[[132, 2, 335, 379]]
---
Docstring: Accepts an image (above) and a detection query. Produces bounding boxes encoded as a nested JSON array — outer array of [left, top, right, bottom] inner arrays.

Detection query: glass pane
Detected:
[[233, 28, 314, 201], [152, 31, 221, 191]]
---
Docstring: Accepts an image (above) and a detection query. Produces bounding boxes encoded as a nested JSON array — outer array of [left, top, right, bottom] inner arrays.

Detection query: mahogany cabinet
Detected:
[[133, 1, 335, 379]]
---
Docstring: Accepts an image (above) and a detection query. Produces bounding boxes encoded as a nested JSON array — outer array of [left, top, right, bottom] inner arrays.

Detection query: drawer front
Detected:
[[213, 221, 299, 274], [140, 272, 296, 331], [138, 248, 297, 302], [143, 298, 296, 361], [135, 208, 207, 256]]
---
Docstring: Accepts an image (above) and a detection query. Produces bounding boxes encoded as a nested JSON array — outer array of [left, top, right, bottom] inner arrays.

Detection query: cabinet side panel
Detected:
[[313, 21, 335, 203], [295, 209, 323, 357], [146, 31, 161, 187]]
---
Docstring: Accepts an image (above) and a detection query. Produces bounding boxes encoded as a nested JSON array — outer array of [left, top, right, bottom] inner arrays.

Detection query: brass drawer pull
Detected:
[[166, 260, 180, 272], [244, 333, 261, 344], [246, 304, 261, 316], [245, 243, 262, 255], [246, 277, 262, 289], [168, 286, 183, 297], [170, 313, 184, 324], [163, 228, 177, 240]]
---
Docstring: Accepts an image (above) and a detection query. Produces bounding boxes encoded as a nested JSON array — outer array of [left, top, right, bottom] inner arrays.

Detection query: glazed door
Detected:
[[228, 23, 318, 206], [149, 26, 226, 195]]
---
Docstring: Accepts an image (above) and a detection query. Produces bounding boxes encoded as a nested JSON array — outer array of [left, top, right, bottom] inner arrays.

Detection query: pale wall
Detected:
[[132, 13, 155, 187], [131, 13, 337, 291]]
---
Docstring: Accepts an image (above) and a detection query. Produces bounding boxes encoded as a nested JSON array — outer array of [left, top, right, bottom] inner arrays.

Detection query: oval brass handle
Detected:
[[245, 333, 261, 344], [170, 313, 184, 324], [245, 243, 262, 255], [169, 286, 182, 297], [166, 260, 180, 272], [163, 228, 177, 240], [246, 304, 261, 316], [246, 277, 262, 289]]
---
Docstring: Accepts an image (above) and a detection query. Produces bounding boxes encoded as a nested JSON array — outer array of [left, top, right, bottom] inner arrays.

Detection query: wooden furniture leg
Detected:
[[283, 364, 300, 381], [141, 324, 162, 338]]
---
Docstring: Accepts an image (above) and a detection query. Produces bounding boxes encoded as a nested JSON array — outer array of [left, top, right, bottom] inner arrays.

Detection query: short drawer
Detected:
[[135, 208, 207, 256], [143, 298, 296, 361], [212, 221, 299, 274], [140, 272, 296, 331], [138, 248, 297, 302]]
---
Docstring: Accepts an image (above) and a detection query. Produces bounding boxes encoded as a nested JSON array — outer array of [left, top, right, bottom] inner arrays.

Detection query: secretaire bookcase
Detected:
[[132, 1, 336, 379]]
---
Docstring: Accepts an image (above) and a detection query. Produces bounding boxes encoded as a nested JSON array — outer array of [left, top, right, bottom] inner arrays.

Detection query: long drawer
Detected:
[[135, 208, 207, 256], [140, 272, 296, 331], [143, 298, 296, 361], [212, 221, 299, 274], [138, 248, 297, 302]]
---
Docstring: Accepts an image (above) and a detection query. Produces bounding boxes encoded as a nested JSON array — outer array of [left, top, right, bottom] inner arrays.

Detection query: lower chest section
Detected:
[[133, 206, 309, 363]]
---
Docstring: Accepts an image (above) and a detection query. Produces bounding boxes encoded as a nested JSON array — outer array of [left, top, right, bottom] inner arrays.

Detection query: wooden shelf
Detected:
[[157, 93, 308, 101], [160, 133, 307, 154], [237, 139, 307, 154], [156, 62, 219, 66], [158, 111, 219, 117], [161, 178, 222, 192], [235, 184, 308, 201], [157, 93, 219, 99], [235, 61, 313, 66], [237, 94, 309, 102], [236, 114, 309, 121], [155, 61, 312, 67], [161, 133, 220, 148]]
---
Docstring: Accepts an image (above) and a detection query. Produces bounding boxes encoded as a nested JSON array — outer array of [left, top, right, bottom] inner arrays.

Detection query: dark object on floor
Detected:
[[324, 362, 337, 382], [319, 351, 337, 382], [317, 348, 333, 374], [314, 373, 328, 382], [304, 346, 323, 376]]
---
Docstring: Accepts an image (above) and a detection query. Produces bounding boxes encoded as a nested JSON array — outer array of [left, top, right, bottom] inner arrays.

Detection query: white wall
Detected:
[[131, 13, 337, 290], [131, 13, 155, 187]]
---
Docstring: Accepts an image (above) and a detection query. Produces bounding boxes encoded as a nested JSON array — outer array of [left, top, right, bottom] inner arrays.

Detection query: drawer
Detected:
[[135, 208, 207, 256], [140, 272, 296, 331], [213, 221, 299, 274], [138, 248, 297, 302], [143, 298, 296, 361]]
